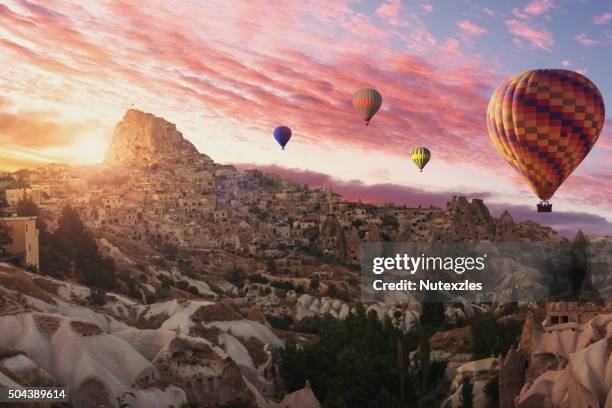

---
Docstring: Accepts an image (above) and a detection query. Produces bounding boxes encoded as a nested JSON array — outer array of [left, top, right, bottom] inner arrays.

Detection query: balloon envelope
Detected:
[[352, 88, 382, 125], [411, 147, 431, 172], [487, 69, 605, 201], [273, 126, 292, 150]]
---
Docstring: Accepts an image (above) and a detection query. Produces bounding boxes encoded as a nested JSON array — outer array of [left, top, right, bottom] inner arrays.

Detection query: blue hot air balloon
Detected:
[[274, 126, 292, 150]]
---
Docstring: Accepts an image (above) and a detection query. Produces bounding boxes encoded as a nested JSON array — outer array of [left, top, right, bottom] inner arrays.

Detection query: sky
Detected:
[[0, 0, 610, 236]]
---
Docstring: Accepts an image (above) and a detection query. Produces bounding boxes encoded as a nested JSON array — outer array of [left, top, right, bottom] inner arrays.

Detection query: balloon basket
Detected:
[[537, 201, 552, 212]]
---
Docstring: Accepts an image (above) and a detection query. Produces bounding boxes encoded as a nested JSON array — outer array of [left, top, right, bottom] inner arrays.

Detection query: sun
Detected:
[[66, 134, 110, 165]]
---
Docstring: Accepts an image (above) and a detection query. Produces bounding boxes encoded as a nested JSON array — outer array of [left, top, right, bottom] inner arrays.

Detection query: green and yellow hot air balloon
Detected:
[[411, 147, 431, 172]]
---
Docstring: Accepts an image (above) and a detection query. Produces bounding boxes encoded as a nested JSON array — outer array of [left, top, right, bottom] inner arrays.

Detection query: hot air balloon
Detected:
[[273, 126, 292, 150], [411, 147, 431, 172], [352, 88, 382, 126], [487, 69, 605, 212]]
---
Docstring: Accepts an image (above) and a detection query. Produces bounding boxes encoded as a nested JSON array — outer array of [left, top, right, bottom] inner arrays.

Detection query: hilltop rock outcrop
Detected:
[[105, 109, 210, 166]]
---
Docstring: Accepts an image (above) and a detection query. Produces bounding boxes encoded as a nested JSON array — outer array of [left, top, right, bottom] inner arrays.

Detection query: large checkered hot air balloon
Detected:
[[352, 88, 382, 126], [487, 69, 605, 212]]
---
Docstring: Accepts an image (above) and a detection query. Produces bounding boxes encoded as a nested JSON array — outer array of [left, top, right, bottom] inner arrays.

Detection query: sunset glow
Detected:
[[0, 0, 610, 232]]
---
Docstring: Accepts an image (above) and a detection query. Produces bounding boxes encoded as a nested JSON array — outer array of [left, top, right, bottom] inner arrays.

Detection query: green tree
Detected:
[[280, 303, 442, 407], [484, 376, 500, 408], [40, 205, 117, 290], [367, 389, 401, 408], [225, 266, 246, 287], [16, 197, 39, 217], [309, 275, 320, 290], [420, 301, 445, 329], [381, 215, 399, 229], [0, 222, 13, 255], [15, 197, 46, 232], [417, 334, 431, 389], [471, 315, 523, 358], [460, 375, 474, 408]]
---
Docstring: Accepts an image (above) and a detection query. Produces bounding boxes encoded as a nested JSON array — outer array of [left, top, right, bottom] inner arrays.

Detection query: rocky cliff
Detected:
[[104, 109, 209, 165], [497, 310, 612, 407]]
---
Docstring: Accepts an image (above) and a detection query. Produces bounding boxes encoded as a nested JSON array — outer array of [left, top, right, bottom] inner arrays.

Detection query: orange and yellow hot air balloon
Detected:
[[487, 69, 605, 212]]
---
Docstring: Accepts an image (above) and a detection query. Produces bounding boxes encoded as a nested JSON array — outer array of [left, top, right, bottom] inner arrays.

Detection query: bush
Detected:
[[271, 280, 295, 291], [225, 267, 246, 287], [89, 287, 107, 306], [266, 314, 293, 331], [248, 274, 269, 284], [119, 270, 141, 300], [176, 280, 190, 291], [25, 263, 39, 273], [292, 315, 336, 335], [381, 215, 399, 229]]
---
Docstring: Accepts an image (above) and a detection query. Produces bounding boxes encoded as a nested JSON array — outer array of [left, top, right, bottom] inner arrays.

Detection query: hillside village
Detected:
[[2, 111, 560, 273], [0, 110, 611, 407]]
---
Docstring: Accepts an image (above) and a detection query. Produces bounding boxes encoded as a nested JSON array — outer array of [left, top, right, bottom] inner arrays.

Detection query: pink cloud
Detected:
[[0, 0, 502, 169], [512, 8, 529, 19], [506, 19, 555, 50], [375, 0, 404, 26], [574, 33, 600, 46], [457, 20, 488, 36], [524, 0, 555, 15], [593, 12, 612, 25], [561, 60, 571, 67], [421, 3, 433, 14], [482, 8, 495, 17], [0, 0, 608, 215]]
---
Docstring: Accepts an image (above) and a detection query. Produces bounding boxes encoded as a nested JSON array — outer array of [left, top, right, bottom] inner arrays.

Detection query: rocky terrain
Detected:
[[0, 109, 610, 407], [506, 310, 612, 407], [0, 263, 319, 407]]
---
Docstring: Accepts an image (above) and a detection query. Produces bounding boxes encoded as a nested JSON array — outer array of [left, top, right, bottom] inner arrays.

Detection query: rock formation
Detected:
[[499, 347, 524, 408], [515, 313, 612, 407], [0, 312, 186, 407], [104, 109, 210, 166]]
